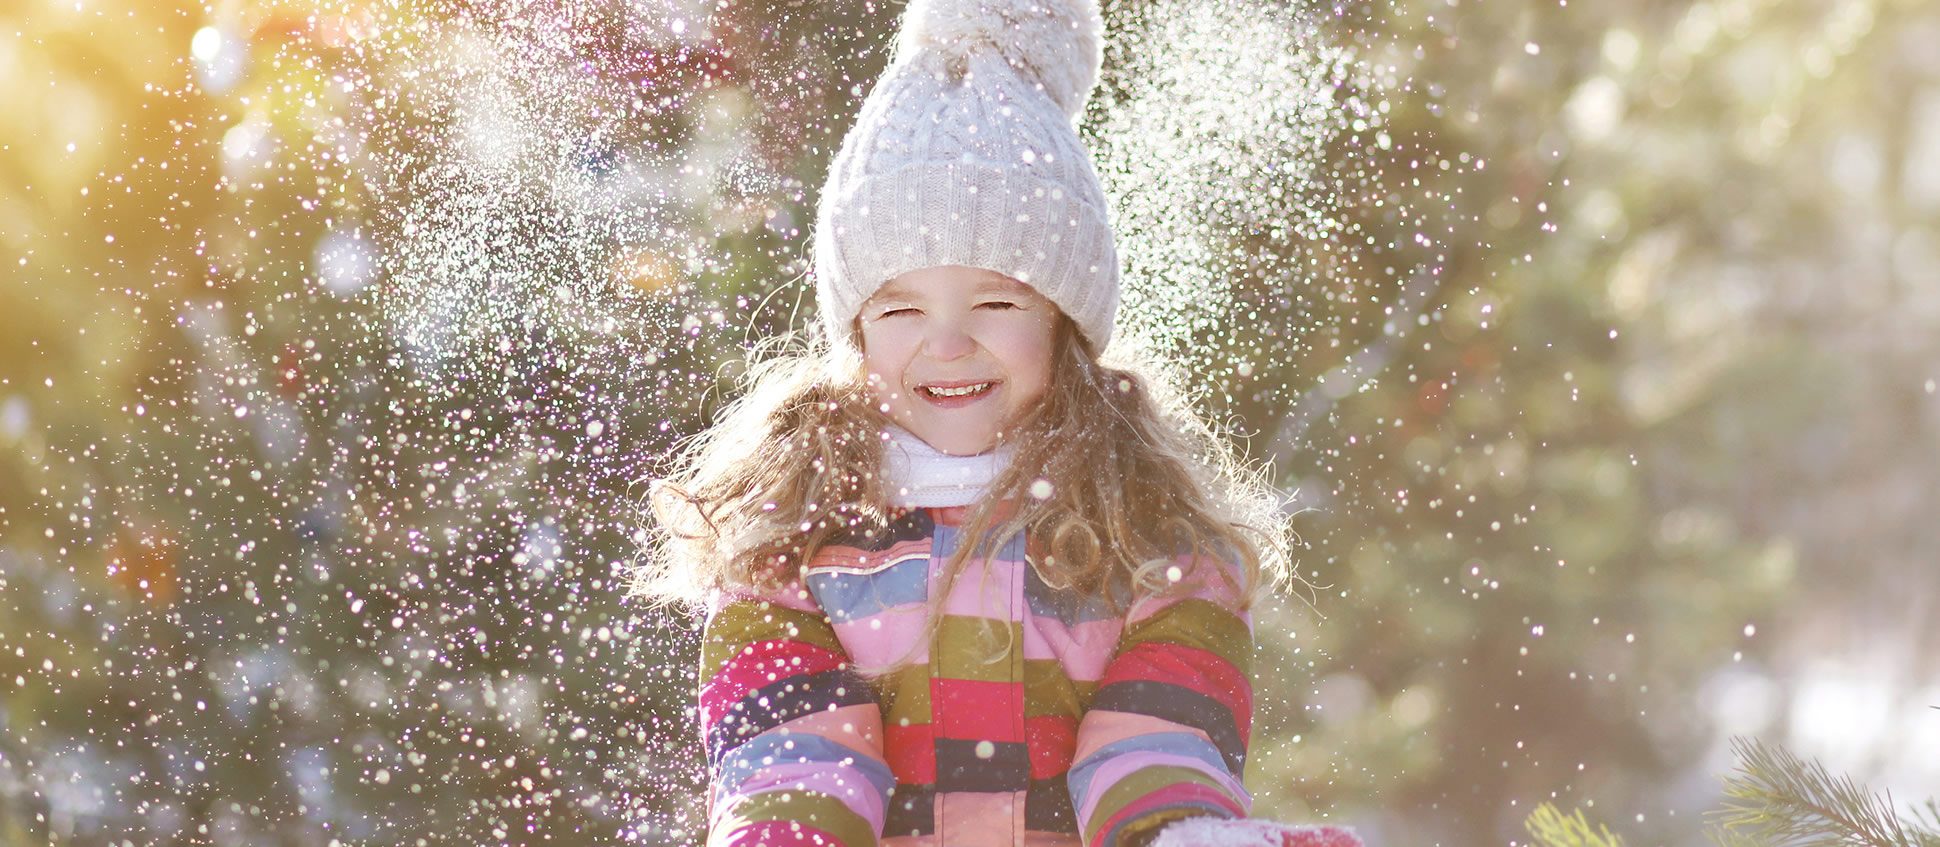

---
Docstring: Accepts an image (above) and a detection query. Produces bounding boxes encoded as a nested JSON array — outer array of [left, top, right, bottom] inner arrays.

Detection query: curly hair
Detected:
[[629, 312, 1298, 668]]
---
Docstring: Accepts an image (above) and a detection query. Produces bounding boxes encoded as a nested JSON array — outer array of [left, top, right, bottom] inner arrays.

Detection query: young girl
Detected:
[[637, 1, 1363, 845]]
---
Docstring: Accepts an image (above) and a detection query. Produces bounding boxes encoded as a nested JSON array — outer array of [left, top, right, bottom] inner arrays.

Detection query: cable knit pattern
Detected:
[[814, 1, 1121, 355]]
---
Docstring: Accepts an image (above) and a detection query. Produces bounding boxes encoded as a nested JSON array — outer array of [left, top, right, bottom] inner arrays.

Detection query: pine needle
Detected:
[[1704, 824, 1767, 847], [1711, 736, 1938, 846], [1525, 802, 1625, 847], [1913, 799, 1940, 847]]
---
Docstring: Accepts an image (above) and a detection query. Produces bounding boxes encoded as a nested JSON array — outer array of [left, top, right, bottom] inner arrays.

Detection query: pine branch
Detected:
[[1524, 802, 1625, 847], [1912, 799, 1940, 847], [1710, 736, 1937, 847], [1704, 824, 1767, 847]]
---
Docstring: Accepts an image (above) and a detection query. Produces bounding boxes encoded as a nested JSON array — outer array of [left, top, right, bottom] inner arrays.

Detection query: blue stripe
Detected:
[[931, 515, 1027, 565], [713, 732, 895, 808], [805, 555, 931, 623], [1066, 730, 1231, 808], [1023, 563, 1122, 624]]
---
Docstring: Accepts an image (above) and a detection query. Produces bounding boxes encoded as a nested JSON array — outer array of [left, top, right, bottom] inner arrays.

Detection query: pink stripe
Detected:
[[1074, 754, 1250, 827], [1124, 559, 1252, 632], [722, 762, 886, 833], [936, 792, 1021, 847], [1072, 711, 1212, 763], [1020, 615, 1120, 679], [769, 703, 886, 752], [832, 606, 931, 667], [935, 557, 1026, 619]]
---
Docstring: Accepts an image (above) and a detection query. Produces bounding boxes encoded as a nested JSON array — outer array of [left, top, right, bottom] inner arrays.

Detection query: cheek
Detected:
[[859, 327, 916, 390], [1002, 324, 1056, 401]]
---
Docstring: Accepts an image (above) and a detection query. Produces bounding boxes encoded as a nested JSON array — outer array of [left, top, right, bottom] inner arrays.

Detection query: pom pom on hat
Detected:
[[894, 0, 1106, 120]]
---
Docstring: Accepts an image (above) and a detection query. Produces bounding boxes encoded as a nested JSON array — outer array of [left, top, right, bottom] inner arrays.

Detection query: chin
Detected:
[[915, 426, 998, 456]]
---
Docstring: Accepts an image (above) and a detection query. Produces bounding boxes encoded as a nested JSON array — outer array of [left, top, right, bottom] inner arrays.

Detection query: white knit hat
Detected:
[[812, 0, 1121, 354]]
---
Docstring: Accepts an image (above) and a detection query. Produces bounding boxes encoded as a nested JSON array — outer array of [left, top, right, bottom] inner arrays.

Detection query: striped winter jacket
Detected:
[[698, 502, 1255, 847]]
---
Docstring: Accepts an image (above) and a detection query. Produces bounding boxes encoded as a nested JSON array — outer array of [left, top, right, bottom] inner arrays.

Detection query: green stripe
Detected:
[[1083, 764, 1237, 846], [932, 615, 1022, 682], [713, 788, 878, 846], [879, 663, 931, 724], [1121, 598, 1252, 673], [701, 600, 843, 680], [1120, 809, 1218, 847], [1023, 659, 1083, 719]]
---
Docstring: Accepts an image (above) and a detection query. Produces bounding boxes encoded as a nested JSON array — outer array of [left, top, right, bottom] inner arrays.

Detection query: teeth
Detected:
[[924, 382, 991, 398]]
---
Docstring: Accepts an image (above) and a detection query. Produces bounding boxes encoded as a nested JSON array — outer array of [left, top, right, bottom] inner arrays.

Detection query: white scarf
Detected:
[[881, 423, 1016, 508]]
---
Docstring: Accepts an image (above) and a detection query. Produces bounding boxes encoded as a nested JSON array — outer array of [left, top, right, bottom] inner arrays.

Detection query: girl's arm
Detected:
[[699, 583, 895, 847], [1067, 555, 1255, 847]]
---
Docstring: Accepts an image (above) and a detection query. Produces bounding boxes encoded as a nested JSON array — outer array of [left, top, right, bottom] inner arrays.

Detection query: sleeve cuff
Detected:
[[1116, 806, 1237, 847]]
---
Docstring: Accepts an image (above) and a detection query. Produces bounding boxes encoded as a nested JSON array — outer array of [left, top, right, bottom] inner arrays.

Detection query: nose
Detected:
[[922, 317, 976, 361]]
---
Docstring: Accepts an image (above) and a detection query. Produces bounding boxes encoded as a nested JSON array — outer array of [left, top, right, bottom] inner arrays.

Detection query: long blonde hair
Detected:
[[629, 313, 1296, 637]]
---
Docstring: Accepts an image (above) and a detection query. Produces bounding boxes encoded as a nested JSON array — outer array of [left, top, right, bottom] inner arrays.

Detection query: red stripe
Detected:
[[1100, 642, 1252, 741], [883, 721, 936, 783], [1024, 714, 1077, 779], [931, 678, 1025, 741], [931, 506, 971, 527], [1091, 783, 1245, 847], [929, 499, 1021, 528], [716, 819, 844, 846], [699, 639, 850, 728]]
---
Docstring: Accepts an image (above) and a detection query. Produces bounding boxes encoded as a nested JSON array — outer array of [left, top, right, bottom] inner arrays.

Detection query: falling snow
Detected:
[[9, 0, 1938, 845]]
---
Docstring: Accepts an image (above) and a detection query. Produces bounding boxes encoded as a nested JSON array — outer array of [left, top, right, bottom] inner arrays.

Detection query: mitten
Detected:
[[1145, 816, 1364, 847]]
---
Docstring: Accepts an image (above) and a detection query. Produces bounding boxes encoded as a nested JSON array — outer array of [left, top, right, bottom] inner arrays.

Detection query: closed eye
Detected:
[[876, 303, 1015, 317]]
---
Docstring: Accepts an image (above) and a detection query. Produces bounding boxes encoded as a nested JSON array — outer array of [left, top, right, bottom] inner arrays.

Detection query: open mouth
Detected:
[[918, 381, 996, 400]]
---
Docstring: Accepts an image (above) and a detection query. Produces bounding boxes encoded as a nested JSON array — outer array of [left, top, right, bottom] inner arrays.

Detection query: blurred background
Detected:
[[2, 0, 1936, 844]]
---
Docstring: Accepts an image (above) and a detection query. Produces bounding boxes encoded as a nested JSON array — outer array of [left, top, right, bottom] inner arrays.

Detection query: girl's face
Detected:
[[857, 265, 1059, 456]]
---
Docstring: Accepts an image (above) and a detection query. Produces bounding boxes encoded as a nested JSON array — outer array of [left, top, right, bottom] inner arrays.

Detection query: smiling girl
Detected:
[[858, 268, 1056, 457], [635, 0, 1361, 845]]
